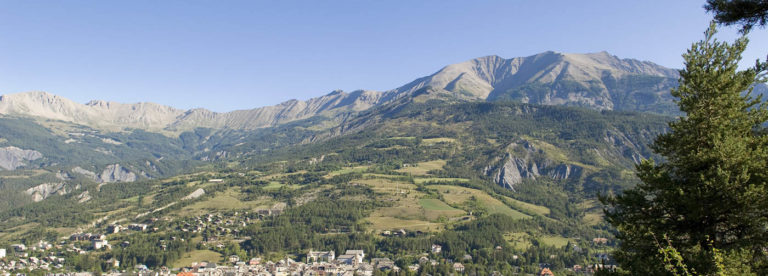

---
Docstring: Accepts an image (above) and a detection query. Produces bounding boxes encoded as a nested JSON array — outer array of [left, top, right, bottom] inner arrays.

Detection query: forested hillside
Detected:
[[0, 91, 672, 274]]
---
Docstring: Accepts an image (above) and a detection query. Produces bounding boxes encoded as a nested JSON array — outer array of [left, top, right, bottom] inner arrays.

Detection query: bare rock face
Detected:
[[549, 164, 583, 180], [25, 182, 68, 202], [486, 140, 584, 190], [0, 89, 396, 133], [98, 164, 137, 183], [0, 146, 42, 170], [77, 191, 92, 203], [72, 166, 99, 182], [182, 188, 205, 200], [73, 164, 138, 185], [170, 89, 396, 130], [0, 92, 185, 132], [55, 170, 72, 180], [494, 154, 535, 191]]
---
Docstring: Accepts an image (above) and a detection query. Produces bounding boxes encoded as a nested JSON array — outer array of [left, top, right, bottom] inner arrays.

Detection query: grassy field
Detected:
[[540, 235, 572, 248], [171, 250, 222, 268], [360, 178, 425, 220], [160, 172, 212, 184], [264, 181, 284, 190], [370, 195, 463, 222], [177, 188, 270, 216], [418, 198, 465, 220], [503, 197, 550, 216], [359, 178, 463, 228], [430, 185, 531, 219], [366, 216, 445, 232], [388, 136, 417, 140], [583, 212, 603, 226], [357, 178, 417, 193], [51, 227, 77, 235], [505, 232, 573, 250], [421, 137, 456, 145], [419, 198, 458, 211], [0, 169, 49, 179], [362, 173, 408, 180], [504, 232, 533, 251], [260, 170, 308, 180], [325, 166, 369, 178], [396, 160, 447, 175], [185, 181, 202, 187], [262, 181, 300, 190], [578, 200, 603, 226], [413, 177, 469, 184], [0, 223, 39, 242]]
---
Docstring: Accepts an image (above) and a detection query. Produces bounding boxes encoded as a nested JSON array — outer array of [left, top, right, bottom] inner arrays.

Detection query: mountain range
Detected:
[[0, 51, 689, 135], [0, 50, 765, 210], [3, 50, 765, 273]]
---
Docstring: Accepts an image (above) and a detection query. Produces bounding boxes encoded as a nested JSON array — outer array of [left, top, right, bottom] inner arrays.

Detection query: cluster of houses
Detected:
[[0, 203, 617, 276], [0, 235, 613, 275], [177, 213, 254, 236], [0, 255, 67, 272], [69, 233, 112, 250], [0, 217, 162, 274], [0, 241, 68, 273], [177, 206, 286, 236], [172, 248, 455, 276]]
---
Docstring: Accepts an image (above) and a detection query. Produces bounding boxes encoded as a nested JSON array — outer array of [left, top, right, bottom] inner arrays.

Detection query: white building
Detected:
[[92, 240, 110, 250], [307, 250, 335, 263], [345, 250, 364, 260], [0, 248, 6, 258], [336, 254, 362, 266], [228, 255, 240, 263], [107, 224, 121, 234]]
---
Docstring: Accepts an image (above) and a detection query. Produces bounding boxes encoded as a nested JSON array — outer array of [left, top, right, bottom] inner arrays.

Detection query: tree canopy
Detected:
[[706, 0, 768, 32], [603, 23, 768, 275]]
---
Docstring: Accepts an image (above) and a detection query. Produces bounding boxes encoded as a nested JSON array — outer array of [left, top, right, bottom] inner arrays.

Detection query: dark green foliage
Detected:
[[706, 0, 768, 33], [0, 195, 95, 227], [242, 185, 384, 254], [375, 214, 606, 274], [603, 24, 768, 275], [112, 233, 194, 269]]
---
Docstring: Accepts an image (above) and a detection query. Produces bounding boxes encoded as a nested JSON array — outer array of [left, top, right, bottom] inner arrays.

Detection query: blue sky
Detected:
[[1, 0, 766, 112]]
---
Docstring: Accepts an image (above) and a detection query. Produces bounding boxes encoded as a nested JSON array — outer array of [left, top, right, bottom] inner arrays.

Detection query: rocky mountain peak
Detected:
[[84, 99, 112, 107], [0, 51, 690, 135], [391, 51, 680, 113]]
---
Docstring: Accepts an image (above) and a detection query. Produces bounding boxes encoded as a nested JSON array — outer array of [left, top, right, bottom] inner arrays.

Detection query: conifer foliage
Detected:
[[603, 23, 768, 275]]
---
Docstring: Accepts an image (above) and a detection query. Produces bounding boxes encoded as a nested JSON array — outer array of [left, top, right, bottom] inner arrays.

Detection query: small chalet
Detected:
[[453, 263, 465, 273]]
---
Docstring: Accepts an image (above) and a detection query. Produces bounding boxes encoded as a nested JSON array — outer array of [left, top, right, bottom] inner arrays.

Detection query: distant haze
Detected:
[[0, 1, 766, 112]]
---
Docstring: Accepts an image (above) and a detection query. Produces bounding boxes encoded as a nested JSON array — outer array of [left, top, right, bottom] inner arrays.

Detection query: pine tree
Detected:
[[602, 23, 768, 275], [706, 0, 768, 33]]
